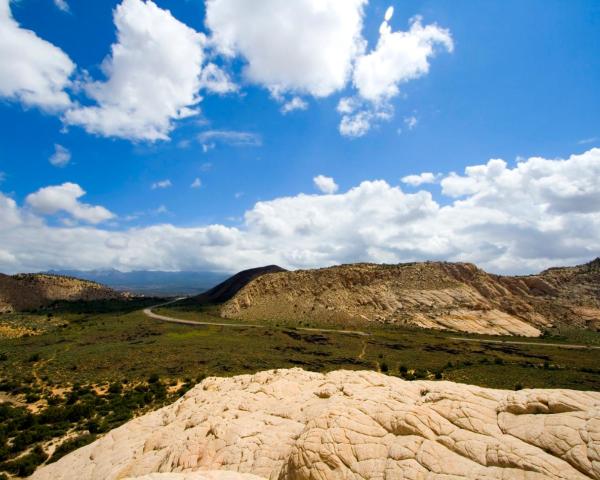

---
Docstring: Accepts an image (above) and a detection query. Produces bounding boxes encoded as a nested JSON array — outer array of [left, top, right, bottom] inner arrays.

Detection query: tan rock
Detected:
[[214, 259, 600, 337], [0, 273, 124, 312], [31, 368, 600, 480]]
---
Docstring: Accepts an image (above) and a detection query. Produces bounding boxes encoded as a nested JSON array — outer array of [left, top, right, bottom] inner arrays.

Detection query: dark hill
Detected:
[[184, 265, 287, 305]]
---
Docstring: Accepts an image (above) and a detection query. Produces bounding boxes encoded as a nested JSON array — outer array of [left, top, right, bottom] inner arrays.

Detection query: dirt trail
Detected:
[[144, 300, 600, 348], [143, 300, 370, 336], [449, 337, 600, 350]]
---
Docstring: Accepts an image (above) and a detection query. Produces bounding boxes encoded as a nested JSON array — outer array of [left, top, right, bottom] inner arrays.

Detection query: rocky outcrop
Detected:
[[219, 259, 600, 337], [0, 273, 124, 313], [31, 368, 600, 480]]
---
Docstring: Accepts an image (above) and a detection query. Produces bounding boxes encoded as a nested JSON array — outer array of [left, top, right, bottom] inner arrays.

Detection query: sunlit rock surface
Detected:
[[31, 368, 600, 480]]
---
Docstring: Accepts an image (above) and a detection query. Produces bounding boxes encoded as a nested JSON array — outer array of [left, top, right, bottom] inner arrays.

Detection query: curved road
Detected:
[[143, 299, 370, 336], [144, 300, 599, 347]]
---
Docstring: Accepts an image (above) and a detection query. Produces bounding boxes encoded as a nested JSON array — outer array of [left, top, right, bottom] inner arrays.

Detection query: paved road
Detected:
[[449, 337, 600, 350], [143, 300, 370, 336]]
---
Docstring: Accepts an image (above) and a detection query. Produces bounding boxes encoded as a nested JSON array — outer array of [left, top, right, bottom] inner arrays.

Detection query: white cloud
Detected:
[[205, 0, 367, 97], [339, 12, 452, 136], [337, 96, 392, 137], [0, 0, 74, 111], [191, 177, 202, 188], [63, 0, 206, 141], [197, 130, 261, 147], [151, 179, 172, 190], [2, 148, 599, 275], [53, 0, 70, 13], [49, 144, 71, 167], [25, 183, 114, 224], [404, 115, 418, 130], [578, 137, 598, 145], [281, 97, 308, 114], [198, 62, 238, 94], [353, 15, 453, 102], [313, 175, 339, 194], [401, 172, 439, 186]]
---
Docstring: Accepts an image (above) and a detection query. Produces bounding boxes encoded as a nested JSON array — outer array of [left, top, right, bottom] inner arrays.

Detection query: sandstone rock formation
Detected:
[[219, 259, 600, 337], [0, 273, 124, 313], [31, 368, 600, 480]]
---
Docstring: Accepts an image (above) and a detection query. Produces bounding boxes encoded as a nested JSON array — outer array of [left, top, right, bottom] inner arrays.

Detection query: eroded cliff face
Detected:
[[0, 273, 123, 312], [219, 260, 600, 337], [31, 368, 600, 480]]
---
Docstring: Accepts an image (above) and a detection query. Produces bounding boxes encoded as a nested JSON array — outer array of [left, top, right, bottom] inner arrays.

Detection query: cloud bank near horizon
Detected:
[[1, 148, 599, 276]]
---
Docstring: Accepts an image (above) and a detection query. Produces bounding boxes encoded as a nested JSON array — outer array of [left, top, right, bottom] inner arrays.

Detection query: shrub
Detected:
[[148, 373, 160, 384], [108, 383, 122, 395], [0, 445, 47, 477], [48, 434, 96, 464], [514, 383, 523, 391], [27, 353, 41, 363], [380, 362, 389, 373]]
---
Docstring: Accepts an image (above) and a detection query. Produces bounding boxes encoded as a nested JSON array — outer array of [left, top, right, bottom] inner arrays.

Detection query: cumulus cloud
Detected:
[[339, 12, 452, 137], [151, 179, 172, 190], [25, 183, 114, 224], [0, 0, 74, 111], [337, 97, 392, 137], [353, 14, 452, 102], [63, 0, 206, 141], [198, 62, 238, 94], [401, 172, 440, 186], [2, 149, 599, 274], [49, 144, 71, 167], [313, 175, 339, 194], [281, 97, 308, 114], [205, 0, 367, 97], [191, 177, 202, 188], [197, 130, 261, 147]]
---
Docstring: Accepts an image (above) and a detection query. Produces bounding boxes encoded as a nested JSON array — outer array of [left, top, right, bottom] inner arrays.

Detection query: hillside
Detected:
[[185, 265, 287, 305], [30, 368, 600, 480], [0, 273, 124, 313], [217, 259, 600, 337]]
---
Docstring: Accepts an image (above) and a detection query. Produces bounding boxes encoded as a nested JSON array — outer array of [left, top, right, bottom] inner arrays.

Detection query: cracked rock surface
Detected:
[[31, 368, 600, 480]]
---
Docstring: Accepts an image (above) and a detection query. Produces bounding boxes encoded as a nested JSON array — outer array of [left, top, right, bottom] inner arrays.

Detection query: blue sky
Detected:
[[0, 0, 599, 274]]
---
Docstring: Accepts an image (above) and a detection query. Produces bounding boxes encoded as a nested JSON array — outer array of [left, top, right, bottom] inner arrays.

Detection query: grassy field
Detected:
[[0, 299, 599, 477]]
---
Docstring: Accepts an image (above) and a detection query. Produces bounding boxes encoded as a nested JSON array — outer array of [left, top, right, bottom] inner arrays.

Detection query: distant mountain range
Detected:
[[45, 269, 229, 296]]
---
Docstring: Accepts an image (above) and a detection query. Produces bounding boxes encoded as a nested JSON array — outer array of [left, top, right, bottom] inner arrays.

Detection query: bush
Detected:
[[27, 353, 41, 363], [0, 445, 47, 477], [108, 383, 122, 394], [48, 434, 96, 464], [380, 362, 389, 373], [514, 383, 523, 391], [148, 373, 160, 384]]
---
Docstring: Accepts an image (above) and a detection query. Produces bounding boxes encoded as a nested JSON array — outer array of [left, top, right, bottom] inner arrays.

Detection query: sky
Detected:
[[0, 0, 599, 275]]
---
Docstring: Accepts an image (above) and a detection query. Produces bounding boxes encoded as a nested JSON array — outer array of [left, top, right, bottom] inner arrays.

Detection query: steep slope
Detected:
[[0, 273, 123, 313], [30, 368, 600, 480], [185, 265, 287, 306], [219, 260, 600, 337]]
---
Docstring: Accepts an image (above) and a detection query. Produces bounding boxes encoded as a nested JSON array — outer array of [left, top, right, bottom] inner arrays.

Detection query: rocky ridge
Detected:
[[30, 368, 600, 480], [219, 259, 600, 337], [0, 273, 124, 313]]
